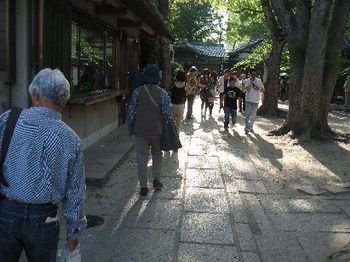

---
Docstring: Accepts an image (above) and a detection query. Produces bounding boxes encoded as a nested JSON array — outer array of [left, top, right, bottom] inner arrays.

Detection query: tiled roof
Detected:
[[177, 42, 228, 58], [230, 38, 264, 54]]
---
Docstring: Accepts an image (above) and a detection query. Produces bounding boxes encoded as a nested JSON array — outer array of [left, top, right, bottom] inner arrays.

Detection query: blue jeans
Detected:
[[245, 101, 259, 130], [0, 199, 59, 262], [224, 107, 237, 128]]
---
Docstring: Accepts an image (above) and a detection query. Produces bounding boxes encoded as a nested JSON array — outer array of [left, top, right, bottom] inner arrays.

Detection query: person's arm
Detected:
[[257, 79, 265, 93], [63, 141, 86, 251], [236, 87, 245, 98], [127, 88, 139, 135], [160, 89, 172, 120]]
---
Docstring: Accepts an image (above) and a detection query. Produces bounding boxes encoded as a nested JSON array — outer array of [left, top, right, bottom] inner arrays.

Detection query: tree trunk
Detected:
[[317, 0, 350, 137], [257, 40, 284, 116], [269, 0, 347, 139], [258, 0, 285, 117]]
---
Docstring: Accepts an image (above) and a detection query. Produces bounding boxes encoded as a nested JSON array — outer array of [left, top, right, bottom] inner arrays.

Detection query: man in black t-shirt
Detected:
[[222, 77, 245, 131]]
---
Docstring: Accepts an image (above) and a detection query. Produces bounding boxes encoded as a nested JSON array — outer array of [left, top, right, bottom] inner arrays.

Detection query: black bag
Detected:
[[144, 85, 182, 151], [160, 120, 182, 151]]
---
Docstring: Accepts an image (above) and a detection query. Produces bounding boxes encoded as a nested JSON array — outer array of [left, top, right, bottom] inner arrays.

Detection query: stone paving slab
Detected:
[[181, 212, 235, 244], [187, 156, 220, 169], [227, 193, 249, 223], [177, 243, 239, 262], [84, 125, 134, 187], [259, 195, 342, 213], [122, 199, 181, 229], [270, 212, 350, 232], [298, 233, 350, 262], [112, 228, 176, 262], [185, 188, 229, 213], [235, 223, 258, 252], [255, 233, 309, 262], [188, 145, 218, 156], [186, 168, 224, 188], [142, 176, 183, 199], [242, 252, 262, 262], [240, 194, 273, 233]]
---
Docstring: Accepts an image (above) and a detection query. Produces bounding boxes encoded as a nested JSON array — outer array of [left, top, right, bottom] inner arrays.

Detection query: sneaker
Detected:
[[153, 180, 163, 189], [139, 187, 149, 196]]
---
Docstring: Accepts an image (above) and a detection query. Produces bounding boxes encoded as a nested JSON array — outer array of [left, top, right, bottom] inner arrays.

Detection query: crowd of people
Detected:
[[167, 66, 265, 134], [0, 64, 265, 261], [127, 63, 265, 196]]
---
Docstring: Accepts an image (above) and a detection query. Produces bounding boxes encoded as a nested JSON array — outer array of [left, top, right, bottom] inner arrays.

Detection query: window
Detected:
[[71, 21, 116, 93]]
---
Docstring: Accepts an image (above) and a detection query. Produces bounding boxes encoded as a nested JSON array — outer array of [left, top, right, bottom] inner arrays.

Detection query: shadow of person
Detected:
[[248, 132, 284, 171]]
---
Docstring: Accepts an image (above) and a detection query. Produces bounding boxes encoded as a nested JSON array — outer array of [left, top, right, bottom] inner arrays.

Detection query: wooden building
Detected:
[[0, 0, 172, 148], [173, 41, 228, 73]]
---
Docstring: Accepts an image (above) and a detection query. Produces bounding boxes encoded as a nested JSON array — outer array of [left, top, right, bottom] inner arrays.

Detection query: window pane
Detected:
[[105, 32, 115, 88], [79, 28, 104, 91]]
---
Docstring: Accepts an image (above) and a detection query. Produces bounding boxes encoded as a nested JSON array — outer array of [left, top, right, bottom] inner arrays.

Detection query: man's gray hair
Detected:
[[29, 68, 70, 105]]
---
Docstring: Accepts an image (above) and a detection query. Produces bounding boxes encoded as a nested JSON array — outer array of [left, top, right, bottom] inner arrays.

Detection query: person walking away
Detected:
[[218, 69, 230, 114], [0, 68, 86, 262], [206, 71, 219, 118], [222, 76, 245, 131], [344, 75, 350, 107], [185, 66, 199, 120], [243, 69, 265, 134], [127, 64, 172, 196], [239, 73, 246, 112], [169, 70, 187, 153], [199, 68, 211, 117]]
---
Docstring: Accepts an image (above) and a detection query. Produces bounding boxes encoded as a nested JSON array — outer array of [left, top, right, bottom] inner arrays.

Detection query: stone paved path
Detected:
[[76, 98, 350, 262]]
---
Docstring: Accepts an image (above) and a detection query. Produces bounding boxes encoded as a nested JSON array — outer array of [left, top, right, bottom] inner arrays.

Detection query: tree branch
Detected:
[[260, 0, 284, 42], [227, 7, 263, 15], [271, 0, 297, 43]]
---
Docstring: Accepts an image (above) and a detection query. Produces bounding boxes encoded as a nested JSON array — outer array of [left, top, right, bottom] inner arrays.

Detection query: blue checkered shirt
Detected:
[[0, 107, 86, 240]]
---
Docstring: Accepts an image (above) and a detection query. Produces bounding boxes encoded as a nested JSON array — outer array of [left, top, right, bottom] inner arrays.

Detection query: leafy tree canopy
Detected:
[[169, 0, 222, 42]]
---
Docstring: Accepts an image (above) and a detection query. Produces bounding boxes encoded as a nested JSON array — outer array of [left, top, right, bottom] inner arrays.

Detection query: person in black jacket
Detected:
[[170, 70, 187, 133], [222, 76, 245, 131]]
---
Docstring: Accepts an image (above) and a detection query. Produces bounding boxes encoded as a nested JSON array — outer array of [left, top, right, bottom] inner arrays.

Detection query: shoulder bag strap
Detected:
[[144, 85, 160, 110], [0, 107, 23, 187]]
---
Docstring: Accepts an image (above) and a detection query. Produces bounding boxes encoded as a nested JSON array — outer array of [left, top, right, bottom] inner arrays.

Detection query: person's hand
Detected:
[[66, 238, 79, 252]]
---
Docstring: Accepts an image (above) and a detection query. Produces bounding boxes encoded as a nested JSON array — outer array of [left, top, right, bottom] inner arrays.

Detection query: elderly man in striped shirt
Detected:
[[0, 68, 86, 261]]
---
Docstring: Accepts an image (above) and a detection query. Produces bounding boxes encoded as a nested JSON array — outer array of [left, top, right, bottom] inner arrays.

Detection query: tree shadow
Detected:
[[298, 140, 350, 182]]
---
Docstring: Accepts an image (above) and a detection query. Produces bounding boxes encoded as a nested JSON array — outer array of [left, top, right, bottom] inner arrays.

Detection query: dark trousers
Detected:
[[135, 135, 162, 187], [224, 107, 237, 128], [185, 95, 195, 119], [0, 199, 59, 262]]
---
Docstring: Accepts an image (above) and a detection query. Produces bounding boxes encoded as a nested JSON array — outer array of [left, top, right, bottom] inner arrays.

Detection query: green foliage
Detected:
[[171, 61, 183, 75], [234, 40, 271, 70], [72, 26, 103, 65], [211, 0, 268, 47], [169, 0, 222, 42]]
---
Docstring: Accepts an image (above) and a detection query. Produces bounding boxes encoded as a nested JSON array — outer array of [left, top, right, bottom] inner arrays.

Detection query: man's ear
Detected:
[[31, 90, 41, 106]]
